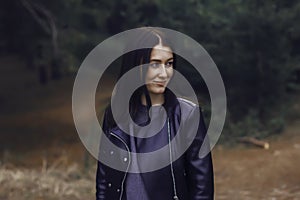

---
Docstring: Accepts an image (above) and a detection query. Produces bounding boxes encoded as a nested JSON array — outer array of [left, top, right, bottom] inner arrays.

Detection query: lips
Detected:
[[153, 81, 166, 87]]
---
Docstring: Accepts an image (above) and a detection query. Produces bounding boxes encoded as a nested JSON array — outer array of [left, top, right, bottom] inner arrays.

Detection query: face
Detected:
[[145, 44, 174, 95]]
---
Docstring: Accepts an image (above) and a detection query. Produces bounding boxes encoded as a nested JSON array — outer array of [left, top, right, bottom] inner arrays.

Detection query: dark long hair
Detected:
[[105, 27, 178, 130]]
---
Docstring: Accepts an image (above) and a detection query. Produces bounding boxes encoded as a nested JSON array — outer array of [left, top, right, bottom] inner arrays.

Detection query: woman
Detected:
[[96, 27, 214, 200]]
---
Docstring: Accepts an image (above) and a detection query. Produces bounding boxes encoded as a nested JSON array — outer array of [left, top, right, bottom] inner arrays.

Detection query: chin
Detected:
[[147, 85, 167, 94], [151, 88, 166, 94]]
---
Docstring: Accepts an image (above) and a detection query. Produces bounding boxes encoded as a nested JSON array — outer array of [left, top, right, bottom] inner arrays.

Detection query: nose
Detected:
[[158, 64, 168, 78]]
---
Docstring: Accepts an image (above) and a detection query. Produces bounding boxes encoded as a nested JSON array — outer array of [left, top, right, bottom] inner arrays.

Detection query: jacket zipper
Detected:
[[110, 119, 178, 200], [110, 132, 131, 200], [168, 119, 179, 200]]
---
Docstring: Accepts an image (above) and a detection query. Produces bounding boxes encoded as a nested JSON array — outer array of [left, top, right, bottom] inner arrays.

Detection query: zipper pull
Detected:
[[174, 195, 179, 200]]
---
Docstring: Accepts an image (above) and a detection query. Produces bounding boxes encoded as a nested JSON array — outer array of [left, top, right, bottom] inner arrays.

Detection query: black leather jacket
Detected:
[[96, 98, 214, 200]]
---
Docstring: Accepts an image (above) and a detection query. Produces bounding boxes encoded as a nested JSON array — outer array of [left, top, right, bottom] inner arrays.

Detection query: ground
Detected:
[[0, 56, 299, 200]]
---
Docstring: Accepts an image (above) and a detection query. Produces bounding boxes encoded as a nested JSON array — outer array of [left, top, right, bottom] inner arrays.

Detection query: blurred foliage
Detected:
[[1, 0, 300, 140]]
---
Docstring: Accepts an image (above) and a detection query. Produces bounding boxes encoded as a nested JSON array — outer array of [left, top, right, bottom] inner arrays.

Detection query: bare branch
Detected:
[[20, 0, 59, 59], [238, 136, 270, 149], [20, 0, 51, 34], [31, 1, 59, 57]]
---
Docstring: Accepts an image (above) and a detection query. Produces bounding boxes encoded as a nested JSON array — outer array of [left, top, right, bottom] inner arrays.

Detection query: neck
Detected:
[[141, 93, 164, 106]]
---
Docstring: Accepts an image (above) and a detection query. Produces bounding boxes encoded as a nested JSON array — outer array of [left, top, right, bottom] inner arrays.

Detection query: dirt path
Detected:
[[213, 121, 300, 200]]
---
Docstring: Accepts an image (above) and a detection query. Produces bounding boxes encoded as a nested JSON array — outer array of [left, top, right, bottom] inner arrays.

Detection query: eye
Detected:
[[149, 62, 161, 68], [165, 61, 173, 68]]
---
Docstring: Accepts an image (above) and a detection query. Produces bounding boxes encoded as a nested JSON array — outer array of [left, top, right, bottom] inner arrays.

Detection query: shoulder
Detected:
[[176, 97, 202, 119], [177, 97, 198, 110], [177, 97, 198, 107]]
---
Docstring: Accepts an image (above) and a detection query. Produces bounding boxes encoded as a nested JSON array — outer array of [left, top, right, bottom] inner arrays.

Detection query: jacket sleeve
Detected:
[[184, 107, 214, 200], [96, 160, 108, 200], [96, 109, 110, 200]]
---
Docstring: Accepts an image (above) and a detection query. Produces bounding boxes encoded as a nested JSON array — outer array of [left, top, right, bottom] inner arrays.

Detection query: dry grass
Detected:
[[0, 159, 95, 200]]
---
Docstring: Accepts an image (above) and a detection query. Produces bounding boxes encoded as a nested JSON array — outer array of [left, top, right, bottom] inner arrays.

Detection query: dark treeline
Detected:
[[1, 0, 300, 140]]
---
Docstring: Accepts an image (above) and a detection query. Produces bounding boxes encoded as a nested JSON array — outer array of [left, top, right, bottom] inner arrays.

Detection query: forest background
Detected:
[[0, 0, 300, 199]]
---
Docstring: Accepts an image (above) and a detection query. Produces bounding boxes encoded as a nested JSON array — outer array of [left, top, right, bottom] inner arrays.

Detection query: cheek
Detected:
[[145, 68, 174, 82], [145, 68, 156, 81], [167, 69, 174, 78]]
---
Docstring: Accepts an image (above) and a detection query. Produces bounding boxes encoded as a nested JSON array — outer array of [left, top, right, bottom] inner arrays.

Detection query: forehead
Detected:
[[150, 45, 173, 60]]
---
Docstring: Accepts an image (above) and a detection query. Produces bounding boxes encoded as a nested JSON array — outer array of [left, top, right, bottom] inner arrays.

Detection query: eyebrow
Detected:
[[150, 58, 174, 62]]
